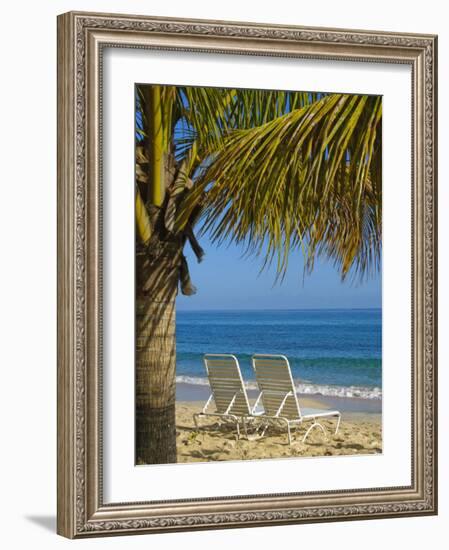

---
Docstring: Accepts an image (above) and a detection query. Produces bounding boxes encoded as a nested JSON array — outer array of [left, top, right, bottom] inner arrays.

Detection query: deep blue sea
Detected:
[[176, 309, 382, 400]]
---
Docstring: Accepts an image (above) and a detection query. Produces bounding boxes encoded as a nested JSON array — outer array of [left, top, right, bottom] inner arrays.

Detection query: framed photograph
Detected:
[[57, 11, 438, 538]]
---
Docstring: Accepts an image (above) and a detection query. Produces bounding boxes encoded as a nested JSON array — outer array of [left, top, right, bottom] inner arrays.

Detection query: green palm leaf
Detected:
[[176, 93, 381, 279], [136, 84, 382, 281]]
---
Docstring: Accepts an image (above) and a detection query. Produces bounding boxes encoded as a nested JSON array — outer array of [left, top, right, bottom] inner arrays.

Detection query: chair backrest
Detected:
[[204, 354, 251, 416], [252, 354, 301, 420]]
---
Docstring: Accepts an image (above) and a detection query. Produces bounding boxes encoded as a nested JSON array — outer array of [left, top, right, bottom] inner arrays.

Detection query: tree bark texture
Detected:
[[135, 227, 182, 464]]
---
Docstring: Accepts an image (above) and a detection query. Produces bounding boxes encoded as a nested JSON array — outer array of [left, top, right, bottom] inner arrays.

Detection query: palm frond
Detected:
[[175, 87, 327, 162], [135, 186, 152, 245], [176, 93, 382, 280], [136, 83, 382, 281]]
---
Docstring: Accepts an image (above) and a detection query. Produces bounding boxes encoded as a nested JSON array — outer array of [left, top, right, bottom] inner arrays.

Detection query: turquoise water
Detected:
[[176, 308, 382, 400]]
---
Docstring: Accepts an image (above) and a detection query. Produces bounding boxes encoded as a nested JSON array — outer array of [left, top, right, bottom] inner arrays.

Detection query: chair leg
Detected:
[[302, 420, 327, 443], [193, 414, 200, 430], [242, 417, 248, 438], [231, 415, 240, 440], [259, 422, 269, 438], [250, 420, 269, 439], [335, 414, 341, 435], [280, 419, 292, 445]]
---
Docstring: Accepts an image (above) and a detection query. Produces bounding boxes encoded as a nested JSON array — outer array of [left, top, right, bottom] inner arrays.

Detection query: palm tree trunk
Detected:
[[135, 240, 181, 464], [136, 85, 183, 464]]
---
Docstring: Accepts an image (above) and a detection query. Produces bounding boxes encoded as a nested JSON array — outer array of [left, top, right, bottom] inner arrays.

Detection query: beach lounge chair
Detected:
[[193, 354, 260, 439], [193, 353, 252, 438], [252, 354, 341, 445]]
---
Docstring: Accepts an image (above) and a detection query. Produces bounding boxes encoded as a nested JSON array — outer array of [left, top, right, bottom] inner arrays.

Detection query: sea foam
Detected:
[[175, 375, 382, 400]]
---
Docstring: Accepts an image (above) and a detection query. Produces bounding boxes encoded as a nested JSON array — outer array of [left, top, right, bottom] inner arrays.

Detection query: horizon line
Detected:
[[176, 306, 382, 312]]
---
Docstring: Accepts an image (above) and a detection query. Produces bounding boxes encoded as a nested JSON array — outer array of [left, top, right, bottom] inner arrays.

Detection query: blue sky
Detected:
[[177, 233, 381, 311]]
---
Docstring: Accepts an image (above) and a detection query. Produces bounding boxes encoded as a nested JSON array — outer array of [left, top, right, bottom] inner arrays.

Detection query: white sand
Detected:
[[176, 400, 382, 463]]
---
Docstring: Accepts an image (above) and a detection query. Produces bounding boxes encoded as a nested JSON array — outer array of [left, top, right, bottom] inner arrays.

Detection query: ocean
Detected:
[[176, 308, 382, 400]]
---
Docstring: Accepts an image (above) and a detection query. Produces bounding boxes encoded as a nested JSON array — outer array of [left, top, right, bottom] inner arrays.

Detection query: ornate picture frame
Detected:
[[57, 11, 437, 538]]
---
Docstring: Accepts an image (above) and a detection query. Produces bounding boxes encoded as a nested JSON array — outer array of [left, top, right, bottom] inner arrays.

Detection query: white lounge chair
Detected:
[[193, 354, 261, 439], [252, 354, 341, 445]]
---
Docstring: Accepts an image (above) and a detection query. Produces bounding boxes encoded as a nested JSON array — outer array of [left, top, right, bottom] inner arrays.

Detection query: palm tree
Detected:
[[135, 85, 382, 464]]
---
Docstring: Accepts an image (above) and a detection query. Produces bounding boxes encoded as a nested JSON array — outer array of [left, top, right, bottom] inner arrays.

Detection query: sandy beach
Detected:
[[175, 384, 382, 463]]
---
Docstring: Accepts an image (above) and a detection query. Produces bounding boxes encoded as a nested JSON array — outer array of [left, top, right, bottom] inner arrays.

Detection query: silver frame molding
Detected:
[[57, 11, 438, 538]]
